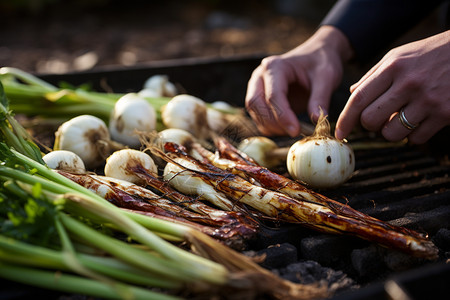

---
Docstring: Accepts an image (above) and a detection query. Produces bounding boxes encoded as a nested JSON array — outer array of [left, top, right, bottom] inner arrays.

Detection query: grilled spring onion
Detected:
[[158, 142, 439, 260], [0, 145, 326, 300], [58, 171, 257, 250], [0, 81, 329, 300], [104, 148, 240, 213], [213, 137, 440, 259]]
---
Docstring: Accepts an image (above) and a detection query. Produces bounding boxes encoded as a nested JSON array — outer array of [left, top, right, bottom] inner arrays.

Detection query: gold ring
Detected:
[[398, 108, 418, 130]]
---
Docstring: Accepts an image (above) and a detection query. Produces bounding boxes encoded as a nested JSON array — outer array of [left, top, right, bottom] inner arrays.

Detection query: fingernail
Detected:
[[286, 124, 299, 137], [335, 128, 343, 140]]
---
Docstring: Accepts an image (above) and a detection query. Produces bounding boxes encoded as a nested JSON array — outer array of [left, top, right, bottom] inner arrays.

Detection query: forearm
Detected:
[[321, 0, 446, 62]]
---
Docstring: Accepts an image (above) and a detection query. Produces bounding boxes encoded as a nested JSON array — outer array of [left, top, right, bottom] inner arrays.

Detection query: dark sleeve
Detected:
[[321, 0, 445, 62]]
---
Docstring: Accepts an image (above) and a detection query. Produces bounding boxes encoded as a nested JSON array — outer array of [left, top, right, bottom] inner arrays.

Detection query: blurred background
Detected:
[[0, 0, 338, 74], [1, 0, 446, 76]]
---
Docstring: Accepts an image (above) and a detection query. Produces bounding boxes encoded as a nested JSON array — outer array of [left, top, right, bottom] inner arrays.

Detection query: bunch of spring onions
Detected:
[[0, 67, 248, 135], [0, 81, 328, 300], [0, 67, 170, 128]]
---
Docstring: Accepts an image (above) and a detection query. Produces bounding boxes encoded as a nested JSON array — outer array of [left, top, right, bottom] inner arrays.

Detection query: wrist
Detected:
[[313, 25, 354, 62]]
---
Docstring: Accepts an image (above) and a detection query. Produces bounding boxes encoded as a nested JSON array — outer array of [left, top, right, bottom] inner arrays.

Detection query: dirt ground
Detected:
[[0, 0, 335, 74]]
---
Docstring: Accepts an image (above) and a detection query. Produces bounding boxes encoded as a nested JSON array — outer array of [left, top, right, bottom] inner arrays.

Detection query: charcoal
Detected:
[[254, 242, 298, 269], [389, 206, 450, 234], [300, 235, 366, 266], [250, 225, 312, 250], [273, 260, 358, 293], [433, 228, 450, 251], [382, 251, 424, 272], [350, 245, 386, 278]]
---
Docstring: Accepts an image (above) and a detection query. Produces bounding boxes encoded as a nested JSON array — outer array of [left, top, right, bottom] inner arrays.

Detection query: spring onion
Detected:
[[287, 110, 355, 189], [141, 75, 177, 97], [104, 149, 158, 185], [42, 150, 86, 174], [237, 136, 284, 169], [54, 114, 123, 169], [0, 67, 170, 127], [161, 94, 211, 140], [109, 93, 157, 148]]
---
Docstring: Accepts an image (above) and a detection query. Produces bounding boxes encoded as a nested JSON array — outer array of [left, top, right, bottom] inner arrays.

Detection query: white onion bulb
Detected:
[[210, 101, 234, 111], [109, 93, 156, 148], [286, 112, 355, 189], [43, 150, 86, 174], [206, 101, 236, 133], [237, 136, 281, 168], [137, 88, 160, 99], [161, 94, 210, 140], [157, 128, 195, 148], [54, 115, 111, 170], [104, 149, 158, 185], [142, 75, 177, 97], [206, 107, 226, 133]]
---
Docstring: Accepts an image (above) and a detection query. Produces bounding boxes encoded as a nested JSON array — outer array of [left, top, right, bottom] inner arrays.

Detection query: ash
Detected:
[[273, 260, 359, 293]]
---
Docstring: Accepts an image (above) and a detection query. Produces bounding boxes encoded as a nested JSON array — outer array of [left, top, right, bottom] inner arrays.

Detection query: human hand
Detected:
[[335, 30, 450, 144], [245, 26, 353, 137]]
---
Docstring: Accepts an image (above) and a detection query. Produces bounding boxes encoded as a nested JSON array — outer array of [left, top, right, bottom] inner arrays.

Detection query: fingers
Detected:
[[359, 86, 406, 133], [406, 117, 445, 144], [383, 104, 446, 144], [262, 60, 301, 136], [382, 105, 423, 141], [245, 67, 275, 136], [349, 59, 383, 93], [337, 72, 444, 144], [245, 63, 300, 137], [245, 57, 302, 137], [335, 66, 393, 140]]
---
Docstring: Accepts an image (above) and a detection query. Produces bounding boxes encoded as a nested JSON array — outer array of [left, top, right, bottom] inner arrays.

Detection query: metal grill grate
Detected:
[[277, 142, 450, 299]]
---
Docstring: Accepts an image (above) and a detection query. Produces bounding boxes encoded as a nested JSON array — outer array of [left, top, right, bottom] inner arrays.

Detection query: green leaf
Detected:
[[0, 180, 60, 247]]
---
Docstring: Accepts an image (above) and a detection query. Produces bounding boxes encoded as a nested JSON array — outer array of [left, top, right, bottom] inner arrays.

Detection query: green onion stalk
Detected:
[[0, 261, 180, 300], [0, 80, 44, 163], [0, 67, 170, 130], [0, 67, 246, 133]]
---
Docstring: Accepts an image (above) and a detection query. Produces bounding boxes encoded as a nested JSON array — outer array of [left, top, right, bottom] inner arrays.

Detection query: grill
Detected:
[[3, 55, 449, 299], [244, 134, 450, 299]]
